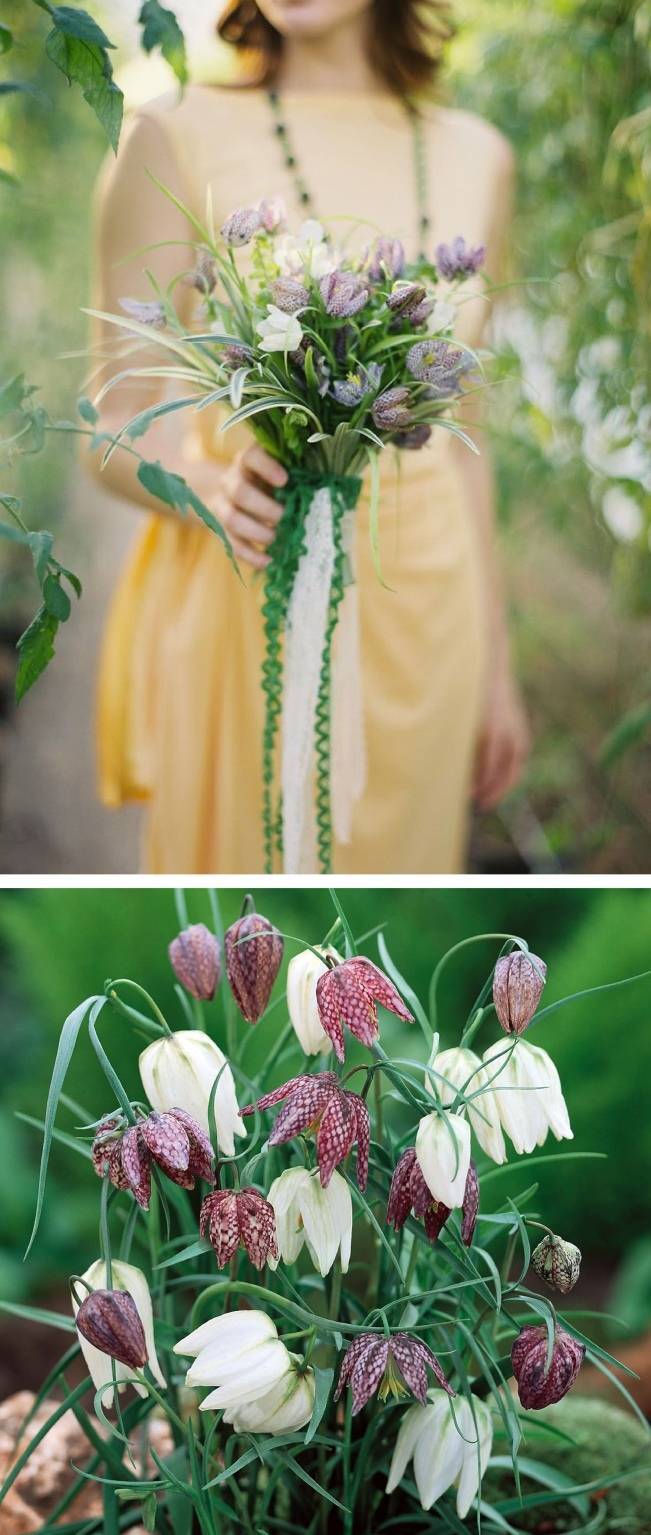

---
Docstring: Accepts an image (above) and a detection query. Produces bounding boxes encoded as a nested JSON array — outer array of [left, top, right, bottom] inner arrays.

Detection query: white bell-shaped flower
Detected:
[[139, 1029, 245, 1155], [415, 1110, 471, 1208], [387, 1390, 493, 1515], [267, 1166, 352, 1276], [287, 947, 342, 1056], [483, 1038, 572, 1156], [72, 1260, 165, 1406], [175, 1309, 292, 1411], [223, 1353, 315, 1434], [427, 1045, 506, 1165]]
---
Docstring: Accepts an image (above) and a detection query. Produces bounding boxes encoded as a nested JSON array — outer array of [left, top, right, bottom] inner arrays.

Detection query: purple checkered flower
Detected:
[[386, 283, 428, 319], [92, 1109, 214, 1210], [393, 424, 432, 451], [387, 1147, 479, 1246], [511, 1325, 585, 1410], [335, 1331, 454, 1415], [406, 340, 467, 396], [320, 271, 369, 318], [119, 298, 165, 328], [332, 362, 383, 408], [269, 277, 310, 314], [366, 238, 406, 281], [372, 387, 414, 432], [221, 206, 262, 246], [436, 236, 486, 280], [200, 1187, 278, 1270], [316, 957, 414, 1062], [242, 1073, 370, 1191]]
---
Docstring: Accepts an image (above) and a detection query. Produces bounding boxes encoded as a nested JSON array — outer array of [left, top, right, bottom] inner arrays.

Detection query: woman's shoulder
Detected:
[[426, 103, 515, 177], [132, 81, 264, 135]]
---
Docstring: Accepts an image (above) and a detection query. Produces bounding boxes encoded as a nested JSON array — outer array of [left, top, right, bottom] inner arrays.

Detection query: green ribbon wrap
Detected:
[[261, 468, 362, 874]]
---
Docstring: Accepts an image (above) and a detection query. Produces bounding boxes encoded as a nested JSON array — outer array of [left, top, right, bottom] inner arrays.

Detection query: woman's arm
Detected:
[[451, 133, 530, 811], [87, 107, 287, 565]]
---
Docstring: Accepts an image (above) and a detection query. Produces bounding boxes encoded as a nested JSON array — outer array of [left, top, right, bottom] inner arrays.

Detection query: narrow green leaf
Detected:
[[0, 1300, 75, 1331], [377, 933, 431, 1045], [137, 459, 240, 576], [304, 1366, 333, 1444], [25, 994, 102, 1256], [0, 24, 13, 52]]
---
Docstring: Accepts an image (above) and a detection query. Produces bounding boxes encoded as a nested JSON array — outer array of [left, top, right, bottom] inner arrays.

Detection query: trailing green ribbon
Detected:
[[261, 468, 362, 874]]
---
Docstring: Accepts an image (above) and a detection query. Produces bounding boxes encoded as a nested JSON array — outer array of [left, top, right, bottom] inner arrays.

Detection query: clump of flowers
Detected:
[[14, 900, 635, 1533]]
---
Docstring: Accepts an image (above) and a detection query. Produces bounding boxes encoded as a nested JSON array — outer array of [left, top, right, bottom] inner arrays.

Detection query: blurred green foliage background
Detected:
[[0, 0, 650, 870], [1, 885, 650, 1329]]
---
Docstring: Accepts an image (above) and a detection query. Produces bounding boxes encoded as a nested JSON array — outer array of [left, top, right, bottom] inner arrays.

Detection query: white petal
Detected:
[[483, 1042, 536, 1155], [386, 1402, 430, 1494], [191, 1340, 291, 1405], [413, 1401, 464, 1511], [74, 1259, 165, 1402], [456, 1397, 493, 1518], [139, 1030, 245, 1153], [522, 1042, 572, 1142], [287, 949, 334, 1056], [175, 1308, 277, 1359], [431, 1047, 507, 1166], [415, 1111, 471, 1207], [267, 1169, 308, 1268]]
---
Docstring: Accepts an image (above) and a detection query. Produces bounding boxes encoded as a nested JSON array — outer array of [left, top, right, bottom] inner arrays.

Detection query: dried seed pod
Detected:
[[225, 907, 284, 1023], [75, 1289, 147, 1369], [169, 923, 221, 1000], [493, 951, 547, 1035], [531, 1233, 581, 1294]]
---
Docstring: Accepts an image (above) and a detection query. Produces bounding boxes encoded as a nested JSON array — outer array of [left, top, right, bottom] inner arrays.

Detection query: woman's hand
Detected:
[[473, 666, 531, 812], [213, 444, 288, 570]]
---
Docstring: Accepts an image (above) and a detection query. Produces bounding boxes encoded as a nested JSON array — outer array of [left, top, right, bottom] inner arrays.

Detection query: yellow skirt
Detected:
[[97, 447, 486, 873]]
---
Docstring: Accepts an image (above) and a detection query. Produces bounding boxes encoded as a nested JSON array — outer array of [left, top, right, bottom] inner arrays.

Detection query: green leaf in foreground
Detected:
[[15, 605, 58, 702], [43, 14, 123, 152], [139, 1, 188, 87], [137, 458, 240, 575]]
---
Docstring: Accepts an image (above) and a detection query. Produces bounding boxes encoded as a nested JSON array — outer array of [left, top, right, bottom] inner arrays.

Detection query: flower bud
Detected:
[[71, 1260, 165, 1405], [269, 277, 310, 314], [225, 909, 284, 1023], [372, 387, 414, 431], [386, 282, 428, 317], [511, 1324, 584, 1410], [221, 206, 262, 246], [169, 923, 221, 1000], [75, 1288, 147, 1369], [287, 946, 342, 1055], [493, 951, 547, 1035], [531, 1233, 581, 1295]]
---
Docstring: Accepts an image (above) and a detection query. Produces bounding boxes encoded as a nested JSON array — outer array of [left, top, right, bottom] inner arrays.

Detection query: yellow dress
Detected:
[[96, 84, 511, 873]]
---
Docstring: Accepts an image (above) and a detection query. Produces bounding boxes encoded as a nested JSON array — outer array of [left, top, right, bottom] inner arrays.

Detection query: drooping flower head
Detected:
[[75, 1288, 147, 1370], [436, 236, 486, 280], [332, 362, 383, 408], [224, 908, 284, 1023], [387, 1391, 493, 1516], [366, 237, 406, 280], [531, 1233, 581, 1295], [200, 1186, 278, 1270], [268, 276, 310, 314], [168, 923, 221, 1000], [415, 1109, 471, 1209], [119, 297, 166, 328], [256, 303, 303, 353], [139, 1029, 246, 1154], [372, 387, 415, 432], [286, 946, 342, 1056], [242, 1072, 370, 1190], [387, 1147, 479, 1246], [335, 1331, 454, 1415], [406, 340, 467, 395], [92, 1107, 213, 1210], [393, 424, 432, 451], [493, 950, 547, 1035], [71, 1260, 165, 1405], [175, 1310, 296, 1414], [483, 1039, 572, 1156], [426, 1045, 507, 1165], [221, 205, 262, 246], [511, 1324, 585, 1409], [320, 270, 369, 318], [267, 1166, 352, 1276], [315, 956, 414, 1062]]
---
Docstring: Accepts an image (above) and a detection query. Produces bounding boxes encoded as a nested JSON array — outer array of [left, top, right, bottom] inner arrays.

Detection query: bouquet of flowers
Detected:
[[90, 197, 486, 872], [2, 892, 642, 1534]]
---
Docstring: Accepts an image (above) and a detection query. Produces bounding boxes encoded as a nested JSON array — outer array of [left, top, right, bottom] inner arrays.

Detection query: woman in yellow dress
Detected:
[[93, 0, 529, 873]]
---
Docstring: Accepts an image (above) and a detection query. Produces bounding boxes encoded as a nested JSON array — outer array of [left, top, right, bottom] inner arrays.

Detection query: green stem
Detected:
[[428, 932, 529, 1038], [107, 979, 172, 1036]]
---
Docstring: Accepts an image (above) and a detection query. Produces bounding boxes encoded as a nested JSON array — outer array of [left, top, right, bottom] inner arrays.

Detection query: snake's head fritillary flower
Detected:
[[427, 1045, 507, 1165], [71, 1260, 165, 1405], [139, 1029, 245, 1153], [332, 362, 383, 408], [200, 1186, 278, 1270], [184, 248, 218, 295], [436, 236, 486, 280], [258, 195, 287, 232], [92, 1107, 213, 1209], [315, 956, 413, 1062], [386, 282, 428, 318], [393, 424, 432, 450], [531, 1233, 582, 1295], [224, 1353, 316, 1434], [387, 1147, 478, 1246], [256, 303, 304, 353], [119, 297, 166, 328], [371, 387, 415, 432], [415, 1110, 471, 1209], [267, 1166, 352, 1275], [511, 1324, 585, 1409], [221, 205, 262, 245], [320, 270, 369, 318], [268, 276, 310, 314], [366, 237, 406, 280], [219, 341, 254, 369], [493, 951, 547, 1035], [387, 1391, 493, 1516], [287, 946, 343, 1055], [483, 1039, 572, 1155], [175, 1310, 295, 1414], [335, 1332, 454, 1415], [169, 923, 221, 1000], [224, 908, 284, 1022], [406, 340, 467, 395], [75, 1288, 147, 1370], [242, 1072, 370, 1190]]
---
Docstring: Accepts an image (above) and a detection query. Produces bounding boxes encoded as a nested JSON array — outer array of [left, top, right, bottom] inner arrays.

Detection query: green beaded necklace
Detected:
[[267, 87, 431, 261]]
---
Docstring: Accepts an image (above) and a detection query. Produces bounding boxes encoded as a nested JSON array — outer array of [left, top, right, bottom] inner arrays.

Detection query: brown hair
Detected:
[[217, 1, 454, 96]]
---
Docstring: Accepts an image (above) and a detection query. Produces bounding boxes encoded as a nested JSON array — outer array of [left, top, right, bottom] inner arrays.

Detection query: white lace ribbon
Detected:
[[281, 488, 366, 873]]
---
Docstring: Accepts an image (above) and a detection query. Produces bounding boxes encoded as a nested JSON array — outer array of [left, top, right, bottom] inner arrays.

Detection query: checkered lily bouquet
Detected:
[[5, 892, 639, 1534], [90, 195, 486, 873]]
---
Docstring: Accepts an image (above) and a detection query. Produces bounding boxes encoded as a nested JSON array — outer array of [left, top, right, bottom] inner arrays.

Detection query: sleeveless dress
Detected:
[[96, 84, 510, 873]]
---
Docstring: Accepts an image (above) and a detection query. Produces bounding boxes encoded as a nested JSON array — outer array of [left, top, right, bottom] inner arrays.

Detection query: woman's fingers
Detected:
[[243, 443, 288, 489], [230, 536, 271, 571], [231, 509, 276, 547], [235, 476, 283, 524]]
